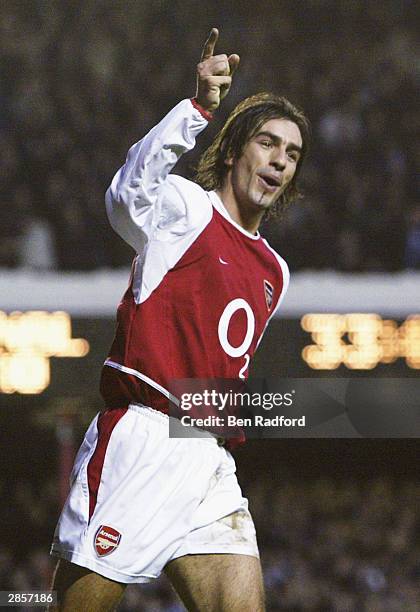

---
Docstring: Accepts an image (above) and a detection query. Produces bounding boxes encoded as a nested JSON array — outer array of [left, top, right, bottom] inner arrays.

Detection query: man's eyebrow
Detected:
[[255, 130, 302, 153]]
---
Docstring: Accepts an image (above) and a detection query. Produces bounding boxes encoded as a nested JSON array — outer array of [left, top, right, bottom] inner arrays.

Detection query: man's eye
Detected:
[[261, 141, 272, 148], [288, 152, 298, 162]]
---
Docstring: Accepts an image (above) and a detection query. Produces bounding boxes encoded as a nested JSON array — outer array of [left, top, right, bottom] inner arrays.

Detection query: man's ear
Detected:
[[224, 155, 234, 168]]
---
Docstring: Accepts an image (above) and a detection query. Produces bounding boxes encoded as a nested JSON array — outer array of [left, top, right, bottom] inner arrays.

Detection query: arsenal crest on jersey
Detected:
[[94, 525, 122, 557], [264, 279, 274, 311]]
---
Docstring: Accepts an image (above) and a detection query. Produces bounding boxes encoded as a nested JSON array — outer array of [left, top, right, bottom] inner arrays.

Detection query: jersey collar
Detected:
[[208, 191, 261, 241]]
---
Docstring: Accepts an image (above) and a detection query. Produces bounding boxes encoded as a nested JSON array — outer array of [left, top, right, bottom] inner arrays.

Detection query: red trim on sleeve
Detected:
[[190, 98, 213, 121], [87, 407, 128, 521]]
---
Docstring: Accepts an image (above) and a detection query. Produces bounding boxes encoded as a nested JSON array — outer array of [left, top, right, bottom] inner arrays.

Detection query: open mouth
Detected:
[[258, 175, 281, 193]]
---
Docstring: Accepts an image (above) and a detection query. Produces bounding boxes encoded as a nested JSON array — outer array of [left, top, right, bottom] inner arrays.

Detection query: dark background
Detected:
[[1, 0, 418, 272]]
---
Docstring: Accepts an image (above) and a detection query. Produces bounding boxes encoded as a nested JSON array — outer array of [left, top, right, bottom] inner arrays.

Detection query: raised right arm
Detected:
[[105, 99, 209, 253], [105, 28, 240, 254]]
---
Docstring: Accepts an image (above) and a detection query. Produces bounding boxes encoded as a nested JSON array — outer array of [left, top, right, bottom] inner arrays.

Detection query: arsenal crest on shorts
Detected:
[[94, 525, 122, 557], [264, 279, 274, 311]]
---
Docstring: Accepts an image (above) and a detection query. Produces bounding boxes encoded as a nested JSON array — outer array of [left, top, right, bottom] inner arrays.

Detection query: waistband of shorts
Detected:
[[128, 403, 224, 445], [128, 403, 171, 423]]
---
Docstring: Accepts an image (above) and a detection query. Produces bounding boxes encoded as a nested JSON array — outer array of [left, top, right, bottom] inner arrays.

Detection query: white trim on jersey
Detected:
[[255, 239, 290, 350], [208, 191, 261, 241], [104, 359, 180, 406], [262, 238, 290, 309]]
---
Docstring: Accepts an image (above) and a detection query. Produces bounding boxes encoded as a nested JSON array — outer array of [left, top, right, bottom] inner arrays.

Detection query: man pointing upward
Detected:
[[50, 28, 309, 611]]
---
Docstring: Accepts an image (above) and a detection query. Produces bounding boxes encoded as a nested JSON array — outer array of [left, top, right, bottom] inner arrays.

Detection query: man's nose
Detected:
[[271, 152, 286, 171]]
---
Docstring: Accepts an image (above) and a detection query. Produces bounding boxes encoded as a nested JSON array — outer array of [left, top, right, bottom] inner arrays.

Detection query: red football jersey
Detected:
[[101, 100, 289, 416]]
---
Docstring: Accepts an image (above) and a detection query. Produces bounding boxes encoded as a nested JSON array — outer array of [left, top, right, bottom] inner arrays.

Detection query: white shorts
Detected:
[[51, 404, 259, 584]]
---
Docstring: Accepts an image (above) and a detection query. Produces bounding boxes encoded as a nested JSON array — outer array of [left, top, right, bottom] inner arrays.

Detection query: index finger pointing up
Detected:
[[201, 28, 219, 60]]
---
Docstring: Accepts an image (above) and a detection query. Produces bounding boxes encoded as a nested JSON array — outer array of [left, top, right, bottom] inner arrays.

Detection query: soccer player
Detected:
[[50, 28, 309, 611]]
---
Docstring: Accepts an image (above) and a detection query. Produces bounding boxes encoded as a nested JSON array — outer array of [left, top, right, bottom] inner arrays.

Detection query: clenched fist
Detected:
[[195, 28, 240, 113]]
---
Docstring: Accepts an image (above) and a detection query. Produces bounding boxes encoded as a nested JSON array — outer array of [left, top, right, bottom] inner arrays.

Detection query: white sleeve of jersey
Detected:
[[105, 99, 210, 253]]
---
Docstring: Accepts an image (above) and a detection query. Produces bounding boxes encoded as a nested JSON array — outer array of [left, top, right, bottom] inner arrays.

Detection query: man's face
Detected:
[[226, 118, 303, 213]]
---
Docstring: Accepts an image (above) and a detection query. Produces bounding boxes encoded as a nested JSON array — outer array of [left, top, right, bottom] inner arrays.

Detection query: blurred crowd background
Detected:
[[1, 0, 419, 271]]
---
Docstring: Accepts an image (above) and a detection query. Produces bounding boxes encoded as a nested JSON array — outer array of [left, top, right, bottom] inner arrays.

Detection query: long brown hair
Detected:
[[195, 92, 310, 216]]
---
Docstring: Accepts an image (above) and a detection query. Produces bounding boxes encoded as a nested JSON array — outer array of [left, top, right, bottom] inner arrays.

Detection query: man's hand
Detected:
[[195, 28, 240, 113]]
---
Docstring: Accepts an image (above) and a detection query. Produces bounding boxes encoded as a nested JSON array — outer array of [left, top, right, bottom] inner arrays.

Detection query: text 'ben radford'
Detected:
[[180, 415, 306, 428]]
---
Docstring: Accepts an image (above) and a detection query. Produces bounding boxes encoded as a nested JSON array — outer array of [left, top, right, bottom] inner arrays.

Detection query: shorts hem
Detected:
[[50, 546, 158, 584], [171, 544, 260, 562]]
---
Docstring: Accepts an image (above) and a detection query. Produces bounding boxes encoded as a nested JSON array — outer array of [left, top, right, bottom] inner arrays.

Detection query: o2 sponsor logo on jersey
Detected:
[[94, 525, 122, 557], [218, 298, 256, 379]]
